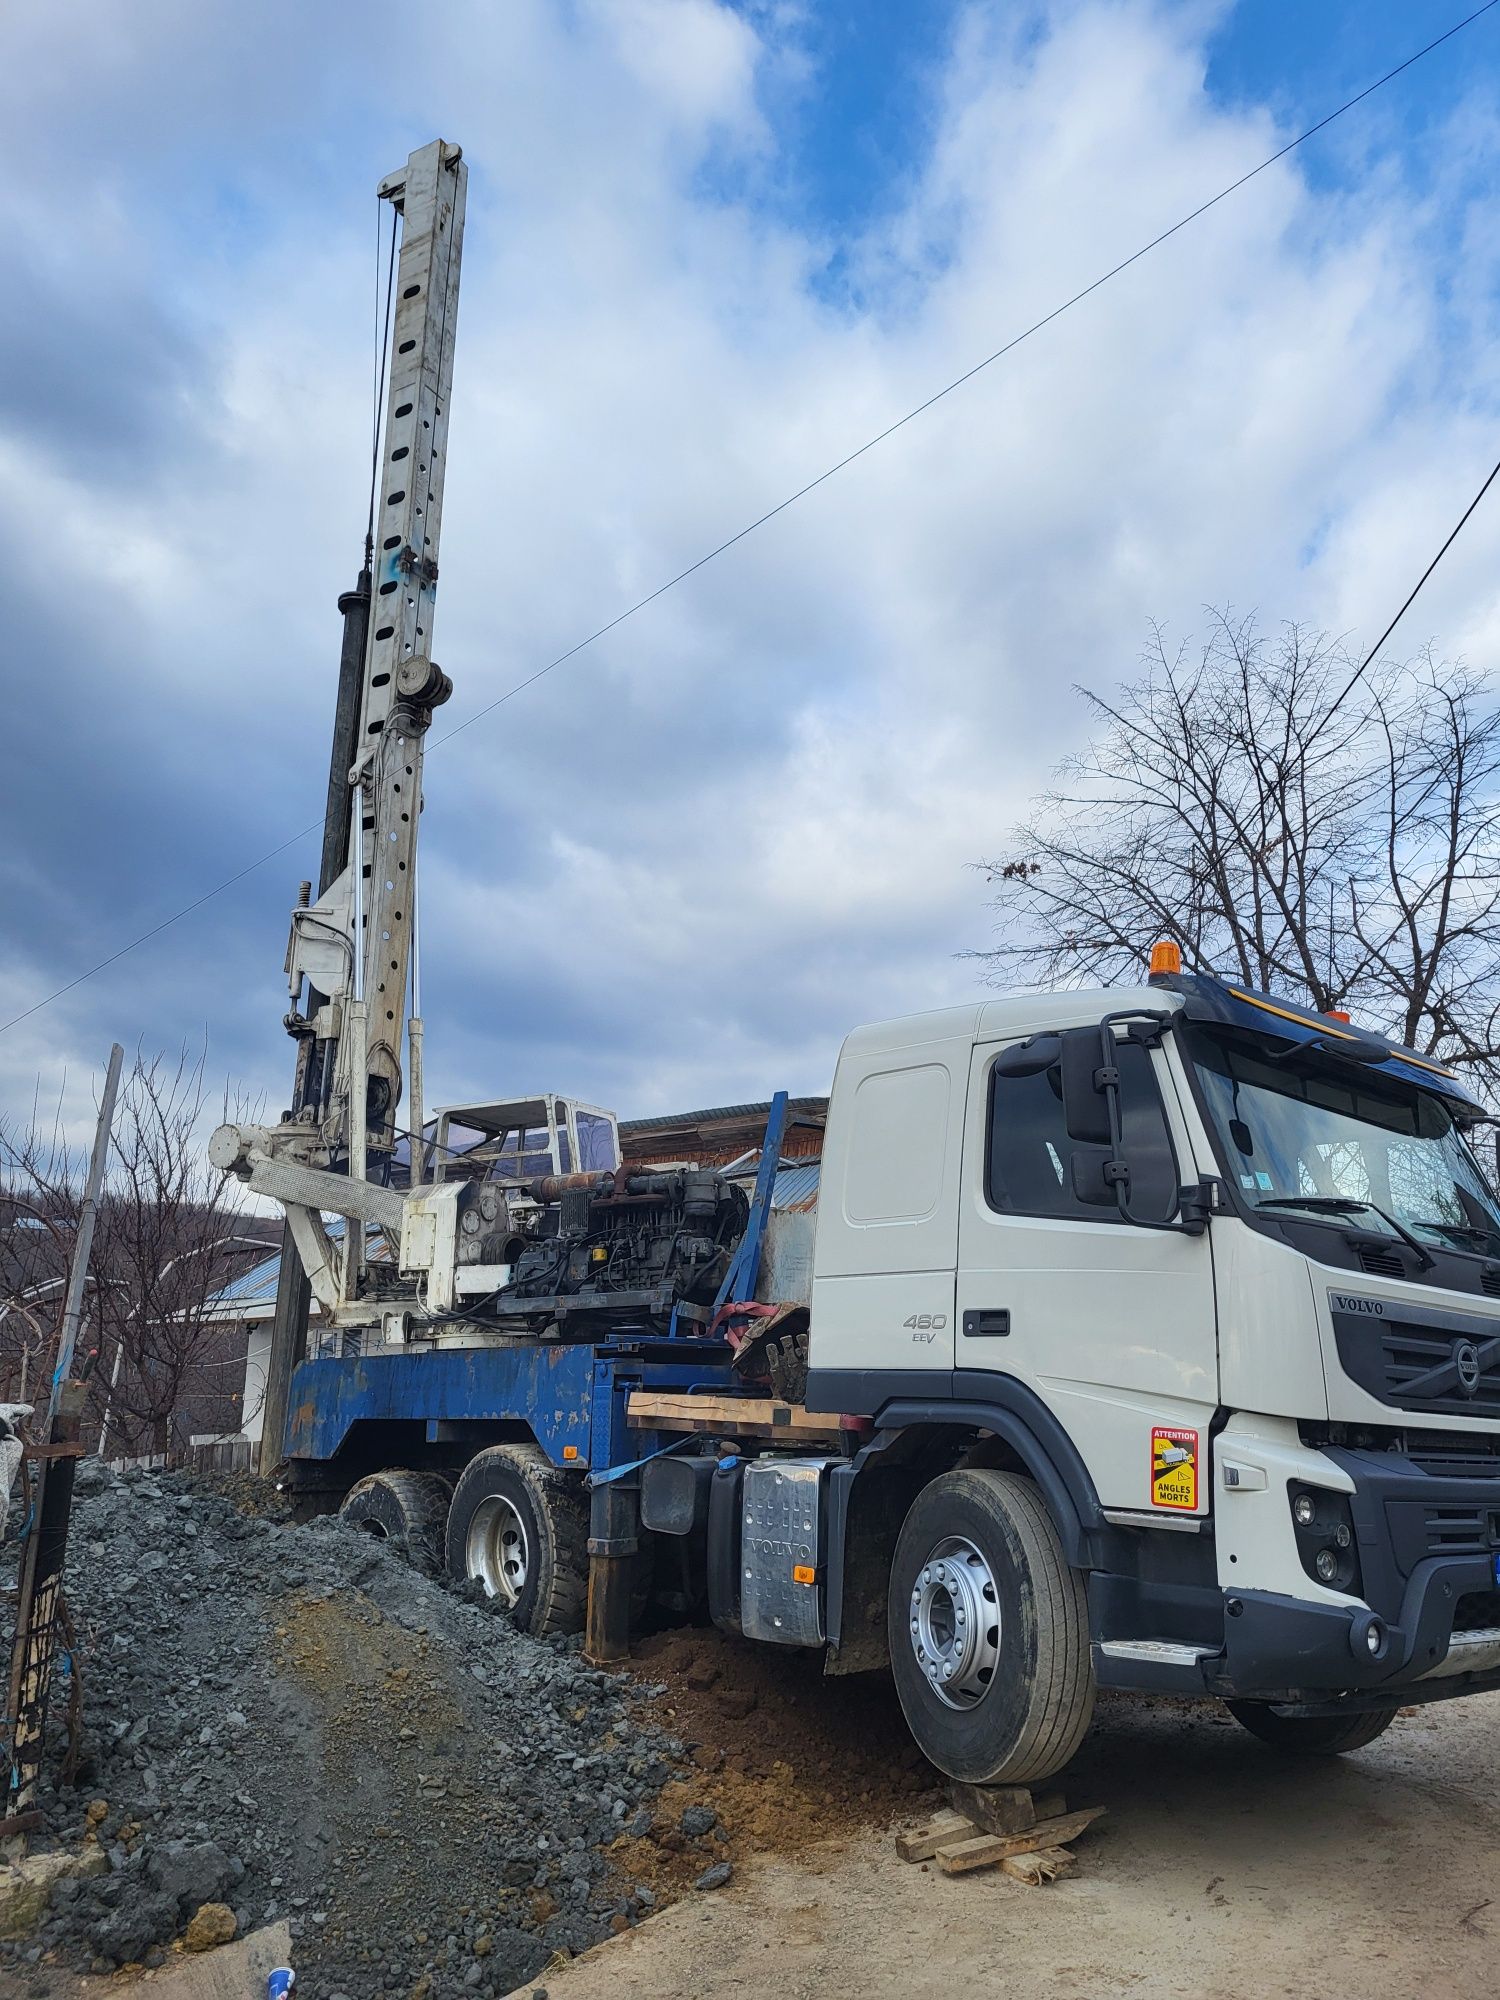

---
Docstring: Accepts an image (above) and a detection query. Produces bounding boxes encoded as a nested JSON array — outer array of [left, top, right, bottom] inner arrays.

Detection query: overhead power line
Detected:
[[3, 0, 1497, 1041], [1316, 449, 1500, 733]]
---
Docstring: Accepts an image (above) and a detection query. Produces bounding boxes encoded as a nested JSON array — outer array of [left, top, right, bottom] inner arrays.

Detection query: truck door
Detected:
[[810, 1032, 968, 1378], [955, 1032, 1218, 1520]]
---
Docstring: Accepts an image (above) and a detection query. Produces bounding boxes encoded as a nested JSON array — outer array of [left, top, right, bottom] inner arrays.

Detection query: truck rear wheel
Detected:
[[338, 1469, 451, 1574], [888, 1468, 1095, 1785], [445, 1443, 588, 1637], [1225, 1702, 1399, 1755]]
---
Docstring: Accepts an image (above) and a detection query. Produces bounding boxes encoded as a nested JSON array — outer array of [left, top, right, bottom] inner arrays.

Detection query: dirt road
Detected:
[[521, 1686, 1500, 2000]]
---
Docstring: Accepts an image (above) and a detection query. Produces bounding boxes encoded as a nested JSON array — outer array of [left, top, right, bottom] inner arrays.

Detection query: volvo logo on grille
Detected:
[[1455, 1339, 1483, 1396], [1330, 1293, 1385, 1317]]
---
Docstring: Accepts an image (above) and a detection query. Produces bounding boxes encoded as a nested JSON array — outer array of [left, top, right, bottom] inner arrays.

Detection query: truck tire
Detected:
[[445, 1443, 588, 1637], [1225, 1702, 1399, 1755], [888, 1468, 1095, 1785], [338, 1469, 452, 1575]]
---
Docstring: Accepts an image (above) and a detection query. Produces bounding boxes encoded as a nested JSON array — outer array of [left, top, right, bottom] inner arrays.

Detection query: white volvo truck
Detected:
[[754, 950, 1500, 1780]]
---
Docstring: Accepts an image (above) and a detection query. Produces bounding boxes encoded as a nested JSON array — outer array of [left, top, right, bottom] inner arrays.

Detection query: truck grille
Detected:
[[1422, 1505, 1497, 1554], [1403, 1431, 1500, 1479], [1328, 1292, 1500, 1420], [1381, 1324, 1500, 1418]]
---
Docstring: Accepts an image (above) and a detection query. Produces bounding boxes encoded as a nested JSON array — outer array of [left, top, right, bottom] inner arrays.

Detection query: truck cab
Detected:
[[786, 958, 1500, 1777]]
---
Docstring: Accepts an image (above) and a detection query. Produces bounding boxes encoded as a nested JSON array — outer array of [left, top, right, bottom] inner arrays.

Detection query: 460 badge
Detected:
[[904, 1313, 948, 1343]]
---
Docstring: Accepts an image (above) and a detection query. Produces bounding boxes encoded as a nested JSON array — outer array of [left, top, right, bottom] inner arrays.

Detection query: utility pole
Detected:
[[5, 1042, 123, 1827]]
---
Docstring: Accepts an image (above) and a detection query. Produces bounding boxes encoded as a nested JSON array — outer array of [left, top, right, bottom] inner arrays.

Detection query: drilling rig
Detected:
[[210, 144, 788, 1660]]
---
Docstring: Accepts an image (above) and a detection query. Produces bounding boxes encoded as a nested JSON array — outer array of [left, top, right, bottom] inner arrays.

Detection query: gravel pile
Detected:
[[1, 1462, 695, 1998]]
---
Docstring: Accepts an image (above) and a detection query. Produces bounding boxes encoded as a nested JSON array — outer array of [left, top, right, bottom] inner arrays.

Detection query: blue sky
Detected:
[[4, 0, 1500, 1141], [741, 4, 1500, 229]]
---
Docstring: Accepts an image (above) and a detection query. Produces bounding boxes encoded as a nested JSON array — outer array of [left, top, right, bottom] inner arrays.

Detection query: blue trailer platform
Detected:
[[286, 1339, 737, 1476]]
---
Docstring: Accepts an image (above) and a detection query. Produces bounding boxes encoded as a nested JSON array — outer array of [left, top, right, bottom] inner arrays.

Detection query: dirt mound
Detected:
[[607, 1627, 941, 1899], [2, 1461, 681, 1998]]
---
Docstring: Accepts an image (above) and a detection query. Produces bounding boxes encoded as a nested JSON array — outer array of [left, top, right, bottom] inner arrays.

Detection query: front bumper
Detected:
[[1209, 1441, 1500, 1701], [1208, 1572, 1500, 1702]]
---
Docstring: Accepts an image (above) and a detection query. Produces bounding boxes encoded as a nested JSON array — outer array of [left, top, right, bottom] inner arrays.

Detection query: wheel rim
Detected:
[[909, 1534, 1000, 1709], [466, 1493, 530, 1605]]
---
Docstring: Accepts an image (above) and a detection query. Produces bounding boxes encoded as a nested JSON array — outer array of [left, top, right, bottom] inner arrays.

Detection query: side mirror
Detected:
[[1070, 1146, 1122, 1207], [991, 1034, 1062, 1079], [1060, 1028, 1113, 1145]]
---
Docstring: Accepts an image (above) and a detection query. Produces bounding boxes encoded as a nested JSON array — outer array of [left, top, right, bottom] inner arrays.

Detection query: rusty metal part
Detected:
[[524, 1172, 616, 1202], [523, 1168, 689, 1203]]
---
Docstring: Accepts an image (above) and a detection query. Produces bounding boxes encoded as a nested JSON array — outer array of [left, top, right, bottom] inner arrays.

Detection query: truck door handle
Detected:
[[962, 1309, 1011, 1339]]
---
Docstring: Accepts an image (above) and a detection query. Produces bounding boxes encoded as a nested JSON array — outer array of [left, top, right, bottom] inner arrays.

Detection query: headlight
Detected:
[[1288, 1482, 1363, 1596]]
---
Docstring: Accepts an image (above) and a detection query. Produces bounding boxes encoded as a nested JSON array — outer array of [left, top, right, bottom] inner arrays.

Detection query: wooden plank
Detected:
[[1001, 1846, 1076, 1887], [895, 1811, 975, 1863], [626, 1391, 842, 1440], [1031, 1791, 1066, 1822], [626, 1412, 844, 1443], [935, 1807, 1106, 1876], [946, 1782, 1035, 1836], [1033, 1805, 1104, 1846]]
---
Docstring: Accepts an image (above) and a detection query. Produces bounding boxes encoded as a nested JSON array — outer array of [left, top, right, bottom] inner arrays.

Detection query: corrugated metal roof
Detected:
[[769, 1161, 820, 1213], [204, 1219, 389, 1323], [208, 1252, 283, 1313], [723, 1159, 822, 1211]]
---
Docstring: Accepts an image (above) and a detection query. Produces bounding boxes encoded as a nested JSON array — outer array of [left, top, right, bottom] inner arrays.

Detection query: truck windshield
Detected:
[[1187, 1028, 1500, 1252]]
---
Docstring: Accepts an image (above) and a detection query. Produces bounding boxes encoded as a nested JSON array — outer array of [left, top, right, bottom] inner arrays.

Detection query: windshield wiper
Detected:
[[1254, 1195, 1436, 1271], [1413, 1218, 1500, 1250]]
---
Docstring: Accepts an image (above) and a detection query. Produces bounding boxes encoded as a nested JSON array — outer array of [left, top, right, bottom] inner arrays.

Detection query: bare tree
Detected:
[[0, 1048, 272, 1454], [974, 615, 1500, 1096]]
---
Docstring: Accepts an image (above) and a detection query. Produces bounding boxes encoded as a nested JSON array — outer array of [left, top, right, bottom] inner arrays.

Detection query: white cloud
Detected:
[[4, 0, 1500, 1146]]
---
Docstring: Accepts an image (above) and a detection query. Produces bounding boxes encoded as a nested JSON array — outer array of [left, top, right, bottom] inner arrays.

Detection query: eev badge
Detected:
[[1151, 1426, 1199, 1511]]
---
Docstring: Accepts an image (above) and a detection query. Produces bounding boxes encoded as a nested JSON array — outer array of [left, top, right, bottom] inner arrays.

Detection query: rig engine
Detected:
[[465, 1168, 750, 1340]]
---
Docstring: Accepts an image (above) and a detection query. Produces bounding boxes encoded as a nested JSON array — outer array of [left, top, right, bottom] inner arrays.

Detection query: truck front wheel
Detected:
[[444, 1443, 588, 1637], [888, 1468, 1095, 1785], [1225, 1702, 1399, 1755]]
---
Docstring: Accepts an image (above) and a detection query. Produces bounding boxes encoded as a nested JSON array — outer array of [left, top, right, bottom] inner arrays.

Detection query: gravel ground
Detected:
[[0, 1462, 703, 1999]]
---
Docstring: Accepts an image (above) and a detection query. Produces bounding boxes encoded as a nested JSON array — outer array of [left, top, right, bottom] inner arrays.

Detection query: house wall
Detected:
[[241, 1322, 271, 1444]]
